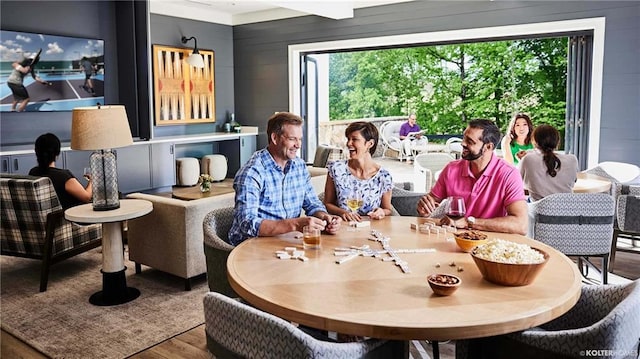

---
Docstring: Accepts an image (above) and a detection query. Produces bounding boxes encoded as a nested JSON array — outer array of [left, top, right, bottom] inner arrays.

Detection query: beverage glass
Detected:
[[345, 190, 363, 231], [446, 196, 466, 220], [83, 167, 91, 181], [303, 226, 321, 249]]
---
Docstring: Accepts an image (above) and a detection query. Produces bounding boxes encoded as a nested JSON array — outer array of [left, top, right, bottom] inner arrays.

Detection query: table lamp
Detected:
[[71, 105, 133, 211]]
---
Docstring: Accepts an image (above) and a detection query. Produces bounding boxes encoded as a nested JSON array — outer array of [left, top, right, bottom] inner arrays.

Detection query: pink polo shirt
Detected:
[[430, 154, 525, 218]]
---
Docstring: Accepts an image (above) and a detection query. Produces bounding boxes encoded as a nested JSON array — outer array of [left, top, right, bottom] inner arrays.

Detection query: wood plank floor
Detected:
[[3, 251, 639, 359]]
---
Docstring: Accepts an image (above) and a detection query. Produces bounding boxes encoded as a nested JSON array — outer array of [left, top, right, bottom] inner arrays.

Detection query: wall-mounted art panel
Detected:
[[152, 45, 215, 125]]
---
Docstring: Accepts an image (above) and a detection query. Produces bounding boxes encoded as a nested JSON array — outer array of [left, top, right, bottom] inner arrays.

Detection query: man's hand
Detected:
[[324, 215, 341, 234], [417, 194, 440, 217]]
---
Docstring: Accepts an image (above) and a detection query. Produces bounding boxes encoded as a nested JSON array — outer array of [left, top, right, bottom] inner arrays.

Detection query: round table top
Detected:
[[574, 172, 612, 193], [64, 199, 153, 223], [227, 216, 582, 341]]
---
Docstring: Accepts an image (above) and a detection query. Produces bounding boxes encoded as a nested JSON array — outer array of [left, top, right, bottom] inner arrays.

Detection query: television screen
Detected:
[[0, 29, 104, 112]]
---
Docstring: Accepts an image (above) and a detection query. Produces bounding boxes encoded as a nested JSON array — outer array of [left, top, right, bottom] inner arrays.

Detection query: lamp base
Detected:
[[92, 202, 121, 211]]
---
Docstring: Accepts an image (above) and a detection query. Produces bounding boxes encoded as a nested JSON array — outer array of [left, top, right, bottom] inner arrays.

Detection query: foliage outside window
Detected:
[[329, 38, 568, 137]]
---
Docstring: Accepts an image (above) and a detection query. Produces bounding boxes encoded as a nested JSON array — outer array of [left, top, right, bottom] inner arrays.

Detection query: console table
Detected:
[[65, 199, 153, 306]]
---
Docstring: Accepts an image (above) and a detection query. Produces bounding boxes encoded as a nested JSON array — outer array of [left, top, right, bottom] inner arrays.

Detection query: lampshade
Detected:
[[181, 36, 205, 68], [71, 105, 133, 150], [186, 52, 205, 68]]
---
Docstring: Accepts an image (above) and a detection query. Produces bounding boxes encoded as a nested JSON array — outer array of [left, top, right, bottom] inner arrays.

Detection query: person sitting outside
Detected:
[[519, 124, 579, 202], [28, 133, 92, 210], [324, 121, 394, 222], [501, 113, 534, 166], [417, 119, 528, 235], [399, 113, 426, 164], [227, 112, 341, 246]]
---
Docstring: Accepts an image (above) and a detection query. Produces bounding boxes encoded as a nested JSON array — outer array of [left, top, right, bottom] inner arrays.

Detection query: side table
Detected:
[[65, 199, 153, 306]]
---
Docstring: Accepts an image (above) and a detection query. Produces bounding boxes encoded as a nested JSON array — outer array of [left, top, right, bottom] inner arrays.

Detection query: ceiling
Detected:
[[149, 0, 415, 26]]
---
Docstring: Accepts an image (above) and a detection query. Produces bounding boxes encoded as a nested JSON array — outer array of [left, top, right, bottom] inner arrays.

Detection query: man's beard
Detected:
[[462, 145, 484, 161]]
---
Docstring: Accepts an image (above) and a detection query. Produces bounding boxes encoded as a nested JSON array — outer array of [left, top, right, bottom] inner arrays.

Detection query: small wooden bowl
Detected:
[[470, 248, 549, 286], [427, 274, 461, 296], [454, 236, 488, 253]]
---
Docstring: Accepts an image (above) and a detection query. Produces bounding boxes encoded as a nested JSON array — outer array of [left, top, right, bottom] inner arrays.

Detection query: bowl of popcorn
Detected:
[[470, 239, 549, 286], [454, 230, 488, 253], [427, 273, 461, 296]]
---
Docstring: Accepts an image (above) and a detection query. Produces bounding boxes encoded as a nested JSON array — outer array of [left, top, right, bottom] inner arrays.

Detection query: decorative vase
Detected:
[[200, 181, 211, 192]]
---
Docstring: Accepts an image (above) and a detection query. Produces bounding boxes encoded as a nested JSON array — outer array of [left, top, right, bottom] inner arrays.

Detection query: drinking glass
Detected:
[[302, 226, 321, 249], [446, 196, 466, 221], [83, 167, 91, 181], [345, 189, 363, 231]]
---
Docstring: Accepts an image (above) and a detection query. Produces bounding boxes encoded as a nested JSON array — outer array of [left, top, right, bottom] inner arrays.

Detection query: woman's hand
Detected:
[[341, 211, 361, 223], [367, 208, 386, 220]]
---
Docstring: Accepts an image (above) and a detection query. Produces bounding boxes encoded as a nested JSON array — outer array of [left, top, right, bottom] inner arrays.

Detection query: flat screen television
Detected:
[[0, 29, 105, 112]]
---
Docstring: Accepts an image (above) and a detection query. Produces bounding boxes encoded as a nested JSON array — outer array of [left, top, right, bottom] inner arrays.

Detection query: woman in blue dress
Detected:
[[323, 121, 394, 222]]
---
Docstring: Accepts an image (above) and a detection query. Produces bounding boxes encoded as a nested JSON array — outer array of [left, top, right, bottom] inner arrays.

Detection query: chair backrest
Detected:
[[379, 121, 403, 151], [1, 175, 64, 256], [413, 152, 455, 191], [445, 137, 463, 154], [541, 279, 640, 354], [617, 192, 640, 233], [203, 292, 388, 359], [533, 193, 615, 255], [203, 207, 236, 296], [312, 144, 342, 168]]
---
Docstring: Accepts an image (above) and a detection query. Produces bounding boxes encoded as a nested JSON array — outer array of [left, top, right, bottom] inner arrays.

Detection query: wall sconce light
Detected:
[[71, 105, 133, 211], [181, 36, 205, 68]]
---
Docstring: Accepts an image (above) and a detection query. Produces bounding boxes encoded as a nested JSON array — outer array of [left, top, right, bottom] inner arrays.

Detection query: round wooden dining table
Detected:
[[227, 216, 582, 341]]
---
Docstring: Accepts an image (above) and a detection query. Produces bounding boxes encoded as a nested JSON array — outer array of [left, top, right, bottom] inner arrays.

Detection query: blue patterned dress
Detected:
[[328, 160, 394, 215]]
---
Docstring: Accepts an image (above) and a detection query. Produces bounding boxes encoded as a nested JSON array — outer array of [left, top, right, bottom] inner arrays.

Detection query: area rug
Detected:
[[1, 247, 208, 359]]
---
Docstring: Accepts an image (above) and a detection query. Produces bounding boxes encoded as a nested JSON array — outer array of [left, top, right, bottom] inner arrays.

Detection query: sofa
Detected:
[[126, 170, 328, 290]]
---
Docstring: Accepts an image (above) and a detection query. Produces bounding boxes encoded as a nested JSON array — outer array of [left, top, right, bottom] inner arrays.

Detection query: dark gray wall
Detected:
[[233, 1, 640, 166], [0, 1, 120, 147], [149, 14, 234, 138]]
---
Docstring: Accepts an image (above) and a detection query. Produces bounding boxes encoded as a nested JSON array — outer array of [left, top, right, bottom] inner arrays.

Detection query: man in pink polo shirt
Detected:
[[417, 119, 528, 235]]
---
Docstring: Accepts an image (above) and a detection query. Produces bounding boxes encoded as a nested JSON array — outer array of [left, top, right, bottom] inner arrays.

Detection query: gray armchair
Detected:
[[203, 206, 236, 297], [203, 292, 402, 359], [456, 280, 640, 359]]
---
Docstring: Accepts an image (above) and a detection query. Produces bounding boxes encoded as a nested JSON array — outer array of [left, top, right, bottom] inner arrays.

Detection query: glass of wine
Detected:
[[446, 196, 466, 221], [83, 167, 91, 181], [345, 189, 363, 231]]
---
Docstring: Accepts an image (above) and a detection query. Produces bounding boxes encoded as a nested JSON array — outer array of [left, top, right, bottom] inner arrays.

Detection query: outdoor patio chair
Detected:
[[203, 206, 237, 298], [445, 137, 463, 158], [612, 188, 640, 265], [531, 192, 615, 284], [203, 292, 401, 359], [379, 120, 407, 161], [413, 152, 455, 192], [1, 174, 102, 292], [455, 280, 640, 359]]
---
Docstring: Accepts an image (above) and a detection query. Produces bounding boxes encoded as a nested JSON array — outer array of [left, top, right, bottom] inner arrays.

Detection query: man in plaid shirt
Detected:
[[228, 112, 341, 246]]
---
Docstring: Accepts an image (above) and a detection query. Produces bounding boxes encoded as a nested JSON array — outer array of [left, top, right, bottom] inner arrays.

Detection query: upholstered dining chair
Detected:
[[612, 190, 640, 265], [455, 280, 640, 359], [583, 163, 640, 267], [203, 292, 401, 359], [203, 206, 236, 297], [531, 192, 615, 284]]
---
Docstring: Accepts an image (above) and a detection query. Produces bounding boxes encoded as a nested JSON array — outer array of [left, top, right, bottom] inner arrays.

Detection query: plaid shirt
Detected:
[[228, 148, 326, 245]]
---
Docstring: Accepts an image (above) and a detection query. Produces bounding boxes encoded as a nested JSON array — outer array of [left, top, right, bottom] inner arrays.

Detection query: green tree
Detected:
[[329, 37, 567, 136]]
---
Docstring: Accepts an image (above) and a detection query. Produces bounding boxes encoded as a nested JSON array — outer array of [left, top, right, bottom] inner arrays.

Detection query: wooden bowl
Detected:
[[427, 274, 461, 296], [470, 247, 549, 286], [454, 236, 488, 253]]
